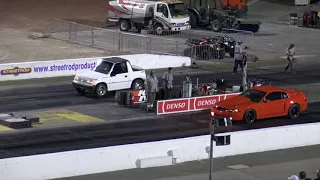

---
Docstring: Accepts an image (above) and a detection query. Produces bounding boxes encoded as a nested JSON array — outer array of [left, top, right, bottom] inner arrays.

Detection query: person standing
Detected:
[[285, 44, 296, 74], [288, 175, 299, 180], [162, 67, 173, 99], [314, 169, 320, 180], [299, 171, 312, 180], [145, 70, 158, 107], [233, 41, 245, 74]]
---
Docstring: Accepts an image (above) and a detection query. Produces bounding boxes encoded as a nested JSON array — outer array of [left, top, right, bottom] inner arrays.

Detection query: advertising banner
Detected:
[[0, 54, 191, 81], [156, 93, 240, 115]]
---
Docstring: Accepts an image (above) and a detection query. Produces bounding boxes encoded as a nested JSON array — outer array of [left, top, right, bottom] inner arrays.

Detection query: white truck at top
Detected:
[[108, 0, 191, 35], [72, 57, 146, 97]]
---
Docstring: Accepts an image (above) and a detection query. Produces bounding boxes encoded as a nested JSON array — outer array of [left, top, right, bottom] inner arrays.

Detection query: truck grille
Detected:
[[177, 23, 185, 26]]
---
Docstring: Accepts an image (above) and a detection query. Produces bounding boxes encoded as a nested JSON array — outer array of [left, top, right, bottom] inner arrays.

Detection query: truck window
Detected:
[[113, 62, 128, 75], [157, 4, 169, 18], [94, 61, 113, 74], [168, 3, 187, 17]]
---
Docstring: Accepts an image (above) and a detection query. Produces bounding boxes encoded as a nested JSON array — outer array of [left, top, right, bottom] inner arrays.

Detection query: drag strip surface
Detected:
[[0, 102, 320, 159], [1, 66, 320, 113]]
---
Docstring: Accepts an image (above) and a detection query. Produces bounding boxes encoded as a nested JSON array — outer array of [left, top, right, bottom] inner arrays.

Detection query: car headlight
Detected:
[[74, 75, 78, 80], [170, 23, 177, 27], [233, 109, 239, 112], [186, 21, 189, 25], [88, 79, 97, 85]]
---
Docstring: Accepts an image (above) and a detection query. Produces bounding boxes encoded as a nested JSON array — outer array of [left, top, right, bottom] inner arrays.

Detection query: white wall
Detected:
[[0, 54, 191, 81], [1, 123, 320, 180]]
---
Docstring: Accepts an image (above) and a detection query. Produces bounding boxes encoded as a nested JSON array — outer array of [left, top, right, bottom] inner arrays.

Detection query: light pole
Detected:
[[209, 114, 232, 180]]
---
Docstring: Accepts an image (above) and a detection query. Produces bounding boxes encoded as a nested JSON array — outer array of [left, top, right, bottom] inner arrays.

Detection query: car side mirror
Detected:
[[110, 71, 116, 77], [262, 98, 269, 103]]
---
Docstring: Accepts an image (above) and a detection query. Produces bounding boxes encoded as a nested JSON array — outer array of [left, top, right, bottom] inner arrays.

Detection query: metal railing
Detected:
[[50, 19, 255, 60], [50, 19, 188, 56]]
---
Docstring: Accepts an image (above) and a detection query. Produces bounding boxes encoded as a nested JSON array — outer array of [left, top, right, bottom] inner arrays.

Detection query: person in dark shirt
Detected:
[[299, 171, 312, 180], [314, 169, 320, 180]]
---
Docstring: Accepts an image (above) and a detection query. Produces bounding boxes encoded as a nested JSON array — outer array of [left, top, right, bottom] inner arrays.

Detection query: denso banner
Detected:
[[156, 93, 240, 115]]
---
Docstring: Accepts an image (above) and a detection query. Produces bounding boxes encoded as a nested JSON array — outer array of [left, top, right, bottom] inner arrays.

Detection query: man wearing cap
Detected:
[[233, 41, 245, 74], [145, 70, 158, 107], [162, 67, 173, 99]]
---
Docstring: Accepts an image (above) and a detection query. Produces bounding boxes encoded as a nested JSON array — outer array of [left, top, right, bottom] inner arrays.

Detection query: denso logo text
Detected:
[[166, 102, 186, 109], [197, 99, 216, 106]]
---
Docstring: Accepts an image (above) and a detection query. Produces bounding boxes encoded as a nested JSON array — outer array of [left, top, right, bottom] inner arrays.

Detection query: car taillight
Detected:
[[304, 96, 307, 101]]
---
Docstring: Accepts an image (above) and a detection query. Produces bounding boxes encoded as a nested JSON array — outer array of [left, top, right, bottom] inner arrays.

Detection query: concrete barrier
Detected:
[[0, 54, 191, 81], [1, 123, 320, 180]]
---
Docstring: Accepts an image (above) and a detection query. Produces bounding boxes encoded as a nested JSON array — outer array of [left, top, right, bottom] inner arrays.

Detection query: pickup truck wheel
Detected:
[[243, 109, 257, 124], [288, 104, 300, 119], [131, 79, 144, 90], [95, 83, 108, 97]]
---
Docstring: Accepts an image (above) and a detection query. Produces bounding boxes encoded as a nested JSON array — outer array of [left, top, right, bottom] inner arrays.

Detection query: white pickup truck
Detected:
[[72, 57, 146, 97]]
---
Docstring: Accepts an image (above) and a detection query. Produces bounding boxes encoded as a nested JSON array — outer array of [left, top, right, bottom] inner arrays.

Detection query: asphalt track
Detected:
[[1, 64, 320, 159], [1, 101, 320, 160], [1, 64, 320, 113]]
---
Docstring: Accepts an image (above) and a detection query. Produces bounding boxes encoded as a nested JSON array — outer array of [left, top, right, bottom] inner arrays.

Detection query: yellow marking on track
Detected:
[[46, 109, 103, 123], [0, 125, 13, 131]]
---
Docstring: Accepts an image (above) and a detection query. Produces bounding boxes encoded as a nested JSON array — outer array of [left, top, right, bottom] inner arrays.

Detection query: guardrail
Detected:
[[1, 122, 319, 180]]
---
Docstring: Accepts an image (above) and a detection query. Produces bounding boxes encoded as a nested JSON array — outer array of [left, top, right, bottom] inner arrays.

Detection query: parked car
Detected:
[[72, 57, 146, 97], [211, 86, 308, 123]]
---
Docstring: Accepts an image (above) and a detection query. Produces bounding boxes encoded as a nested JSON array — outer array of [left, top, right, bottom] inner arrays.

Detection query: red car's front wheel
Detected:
[[243, 109, 257, 124]]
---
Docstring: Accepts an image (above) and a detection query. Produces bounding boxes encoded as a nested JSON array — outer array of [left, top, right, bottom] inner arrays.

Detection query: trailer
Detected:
[[108, 0, 191, 35], [184, 0, 260, 32]]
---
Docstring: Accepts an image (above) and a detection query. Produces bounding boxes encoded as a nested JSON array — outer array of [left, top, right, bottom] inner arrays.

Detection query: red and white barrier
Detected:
[[155, 93, 240, 115]]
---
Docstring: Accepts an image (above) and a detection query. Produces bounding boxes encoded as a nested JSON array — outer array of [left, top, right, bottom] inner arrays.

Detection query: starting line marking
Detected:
[[0, 125, 13, 132]]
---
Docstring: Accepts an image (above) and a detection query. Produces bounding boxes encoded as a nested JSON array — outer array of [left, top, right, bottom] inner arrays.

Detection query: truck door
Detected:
[[109, 62, 131, 90], [154, 3, 170, 27]]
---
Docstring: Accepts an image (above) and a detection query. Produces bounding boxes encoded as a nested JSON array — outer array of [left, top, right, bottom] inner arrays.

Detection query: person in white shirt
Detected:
[[285, 44, 296, 74]]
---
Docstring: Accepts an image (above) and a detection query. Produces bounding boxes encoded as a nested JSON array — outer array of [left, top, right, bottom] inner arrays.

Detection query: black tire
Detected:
[[243, 109, 257, 124], [212, 20, 223, 32], [119, 20, 130, 31], [288, 104, 300, 119], [229, 48, 235, 58], [188, 12, 197, 28], [131, 79, 144, 90], [155, 24, 164, 36], [95, 83, 108, 97], [75, 88, 85, 96]]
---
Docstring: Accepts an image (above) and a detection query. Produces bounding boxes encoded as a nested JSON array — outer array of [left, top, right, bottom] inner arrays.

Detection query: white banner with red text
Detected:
[[156, 93, 240, 115], [0, 54, 191, 81]]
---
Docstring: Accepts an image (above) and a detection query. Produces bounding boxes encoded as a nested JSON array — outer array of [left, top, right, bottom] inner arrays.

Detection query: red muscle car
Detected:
[[211, 86, 308, 123]]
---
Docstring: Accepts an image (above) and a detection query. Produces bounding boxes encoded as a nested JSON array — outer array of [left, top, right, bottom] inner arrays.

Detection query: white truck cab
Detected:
[[108, 0, 191, 35], [72, 57, 146, 97]]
